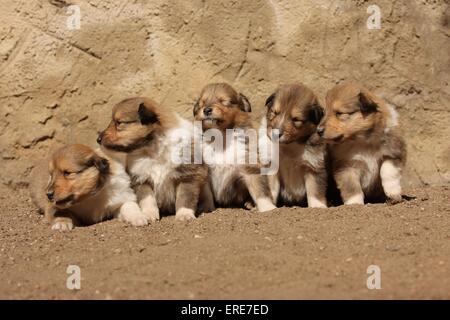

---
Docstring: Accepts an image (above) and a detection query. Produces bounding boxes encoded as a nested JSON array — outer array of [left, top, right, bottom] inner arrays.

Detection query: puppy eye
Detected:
[[336, 112, 351, 120], [292, 118, 303, 127], [63, 171, 78, 178], [115, 120, 130, 131], [117, 120, 136, 127]]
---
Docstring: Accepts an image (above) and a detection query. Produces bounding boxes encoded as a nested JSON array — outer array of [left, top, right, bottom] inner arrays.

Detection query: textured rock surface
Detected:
[[0, 0, 449, 189]]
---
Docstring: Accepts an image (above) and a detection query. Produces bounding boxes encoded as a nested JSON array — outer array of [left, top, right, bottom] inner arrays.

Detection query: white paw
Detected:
[[120, 211, 149, 226], [119, 202, 149, 226], [344, 193, 365, 205], [256, 197, 277, 212], [386, 193, 403, 205], [175, 207, 196, 221], [244, 201, 256, 210], [258, 203, 277, 212], [142, 207, 160, 222], [308, 199, 327, 208], [51, 220, 74, 231], [310, 203, 327, 208]]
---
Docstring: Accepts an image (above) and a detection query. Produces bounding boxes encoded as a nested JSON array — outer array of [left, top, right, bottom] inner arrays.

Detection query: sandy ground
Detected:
[[0, 185, 448, 299]]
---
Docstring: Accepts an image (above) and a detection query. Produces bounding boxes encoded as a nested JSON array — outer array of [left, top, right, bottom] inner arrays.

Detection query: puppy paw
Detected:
[[344, 193, 365, 205], [51, 218, 74, 231], [142, 208, 160, 222], [244, 201, 256, 210], [256, 197, 277, 212], [309, 203, 327, 209], [386, 194, 403, 205], [119, 202, 149, 226], [258, 203, 276, 212], [121, 212, 149, 226], [175, 208, 196, 221]]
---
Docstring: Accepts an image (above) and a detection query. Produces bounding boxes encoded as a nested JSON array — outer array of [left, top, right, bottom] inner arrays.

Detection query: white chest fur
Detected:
[[69, 156, 137, 223], [351, 151, 381, 191], [209, 164, 239, 201], [203, 137, 244, 202], [332, 143, 382, 192], [277, 144, 309, 202], [126, 116, 194, 210], [279, 167, 306, 202], [129, 155, 176, 188], [259, 118, 320, 203]]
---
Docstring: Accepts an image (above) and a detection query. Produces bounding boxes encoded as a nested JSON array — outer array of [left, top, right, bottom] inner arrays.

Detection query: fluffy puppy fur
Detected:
[[30, 144, 148, 231], [317, 83, 406, 205], [98, 97, 213, 221], [193, 82, 276, 212], [259, 83, 327, 208]]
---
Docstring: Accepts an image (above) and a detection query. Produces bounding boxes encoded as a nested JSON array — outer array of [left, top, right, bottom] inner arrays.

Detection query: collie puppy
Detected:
[[97, 97, 213, 221], [30, 144, 149, 230], [193, 83, 276, 212], [259, 83, 327, 208], [317, 83, 406, 205]]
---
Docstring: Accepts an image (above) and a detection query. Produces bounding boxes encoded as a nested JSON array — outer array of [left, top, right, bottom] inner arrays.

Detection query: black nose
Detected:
[[203, 107, 213, 116], [47, 191, 54, 201], [317, 127, 325, 137], [96, 133, 103, 145], [271, 129, 283, 140]]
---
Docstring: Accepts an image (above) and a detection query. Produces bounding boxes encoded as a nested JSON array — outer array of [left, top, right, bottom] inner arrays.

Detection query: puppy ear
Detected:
[[138, 103, 158, 125], [359, 90, 378, 113], [309, 104, 324, 125], [88, 156, 110, 174], [239, 93, 252, 112], [265, 93, 275, 108]]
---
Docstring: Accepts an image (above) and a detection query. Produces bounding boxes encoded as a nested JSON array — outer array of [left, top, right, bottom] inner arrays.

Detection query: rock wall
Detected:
[[1, 0, 449, 189]]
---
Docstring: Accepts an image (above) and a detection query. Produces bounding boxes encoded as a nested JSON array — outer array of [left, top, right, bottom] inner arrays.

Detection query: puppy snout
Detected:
[[96, 132, 104, 145], [317, 127, 325, 137], [271, 128, 283, 139], [203, 107, 213, 117], [47, 190, 55, 201]]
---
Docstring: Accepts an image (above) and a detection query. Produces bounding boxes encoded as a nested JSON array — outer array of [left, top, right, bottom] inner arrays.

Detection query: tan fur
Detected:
[[98, 97, 213, 221], [30, 144, 148, 230], [99, 97, 177, 152], [194, 82, 252, 132], [194, 83, 276, 212], [262, 83, 327, 207], [318, 83, 406, 204]]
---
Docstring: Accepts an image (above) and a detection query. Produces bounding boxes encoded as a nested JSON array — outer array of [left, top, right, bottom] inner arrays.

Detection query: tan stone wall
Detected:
[[1, 0, 449, 188]]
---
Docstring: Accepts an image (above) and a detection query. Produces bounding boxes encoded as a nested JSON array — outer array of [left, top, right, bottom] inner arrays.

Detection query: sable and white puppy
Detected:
[[193, 83, 276, 212], [317, 83, 406, 205], [30, 144, 149, 231], [98, 97, 213, 221], [259, 83, 327, 208]]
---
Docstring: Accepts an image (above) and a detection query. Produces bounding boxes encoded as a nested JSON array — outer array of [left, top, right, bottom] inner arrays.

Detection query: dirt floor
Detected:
[[0, 185, 448, 299]]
